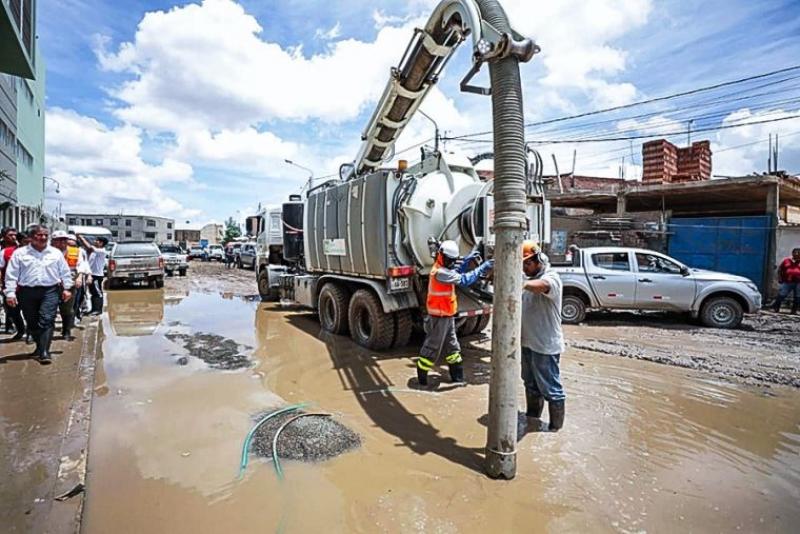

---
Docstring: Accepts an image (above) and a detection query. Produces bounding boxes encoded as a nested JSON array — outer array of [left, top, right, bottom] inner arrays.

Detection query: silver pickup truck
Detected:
[[108, 241, 165, 289], [554, 246, 762, 328]]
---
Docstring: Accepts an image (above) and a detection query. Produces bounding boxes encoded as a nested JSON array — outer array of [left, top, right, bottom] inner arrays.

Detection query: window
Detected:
[[95, 219, 103, 226], [111, 230, 118, 237], [110, 218, 118, 226], [167, 222, 173, 229], [0, 118, 15, 149], [125, 230, 132, 238], [636, 253, 682, 274], [83, 218, 92, 226], [144, 232, 156, 239], [146, 219, 156, 227], [167, 233, 173, 240], [68, 218, 76, 225], [16, 141, 33, 169], [592, 252, 630, 271], [125, 219, 132, 227], [113, 242, 159, 257]]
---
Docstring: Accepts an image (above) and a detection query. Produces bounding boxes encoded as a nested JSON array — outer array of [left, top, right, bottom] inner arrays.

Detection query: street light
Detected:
[[418, 109, 440, 152], [44, 176, 60, 194], [284, 159, 315, 191]]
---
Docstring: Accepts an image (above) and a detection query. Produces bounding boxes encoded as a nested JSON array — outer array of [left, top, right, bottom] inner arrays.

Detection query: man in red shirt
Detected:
[[0, 227, 26, 339], [773, 247, 800, 314]]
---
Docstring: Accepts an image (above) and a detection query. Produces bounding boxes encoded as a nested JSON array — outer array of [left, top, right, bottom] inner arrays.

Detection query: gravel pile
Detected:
[[251, 411, 361, 463]]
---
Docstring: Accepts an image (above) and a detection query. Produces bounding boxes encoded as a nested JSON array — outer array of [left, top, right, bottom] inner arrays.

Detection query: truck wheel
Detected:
[[257, 268, 275, 301], [155, 277, 164, 289], [457, 317, 478, 337], [472, 314, 491, 335], [348, 289, 394, 350], [700, 296, 743, 329], [165, 270, 173, 277], [179, 268, 187, 277], [392, 309, 413, 348], [561, 295, 587, 324], [319, 283, 350, 335]]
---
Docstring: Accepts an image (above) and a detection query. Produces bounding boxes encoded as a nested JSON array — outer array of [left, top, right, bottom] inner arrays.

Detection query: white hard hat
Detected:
[[51, 230, 69, 240], [439, 240, 460, 260]]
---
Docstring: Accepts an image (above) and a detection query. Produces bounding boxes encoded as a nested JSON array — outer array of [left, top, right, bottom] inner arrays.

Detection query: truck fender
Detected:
[[317, 275, 419, 314], [561, 279, 598, 308], [692, 284, 756, 316]]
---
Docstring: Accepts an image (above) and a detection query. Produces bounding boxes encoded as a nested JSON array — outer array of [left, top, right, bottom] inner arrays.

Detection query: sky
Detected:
[[38, 0, 800, 225]]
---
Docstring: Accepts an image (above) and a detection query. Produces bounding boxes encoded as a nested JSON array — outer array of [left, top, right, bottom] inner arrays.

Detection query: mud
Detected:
[[250, 410, 361, 462], [165, 331, 252, 370], [166, 260, 257, 298], [557, 310, 800, 388]]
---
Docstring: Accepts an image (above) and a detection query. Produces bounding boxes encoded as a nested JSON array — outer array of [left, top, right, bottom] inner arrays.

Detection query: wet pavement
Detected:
[[78, 268, 800, 533]]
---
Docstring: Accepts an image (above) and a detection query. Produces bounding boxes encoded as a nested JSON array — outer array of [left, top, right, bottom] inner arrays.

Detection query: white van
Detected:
[[68, 225, 113, 242]]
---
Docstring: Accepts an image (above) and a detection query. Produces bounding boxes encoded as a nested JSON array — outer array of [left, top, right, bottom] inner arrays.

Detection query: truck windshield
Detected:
[[115, 243, 159, 257], [159, 245, 181, 253]]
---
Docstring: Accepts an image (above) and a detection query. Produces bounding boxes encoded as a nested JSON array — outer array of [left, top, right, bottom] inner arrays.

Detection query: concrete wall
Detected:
[[15, 50, 43, 209], [0, 73, 18, 207], [66, 214, 175, 244]]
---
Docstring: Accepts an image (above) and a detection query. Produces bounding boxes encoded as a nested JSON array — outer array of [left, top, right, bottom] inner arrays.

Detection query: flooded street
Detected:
[[81, 266, 800, 533]]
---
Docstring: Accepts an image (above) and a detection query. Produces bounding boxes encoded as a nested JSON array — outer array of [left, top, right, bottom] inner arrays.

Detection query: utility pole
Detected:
[[687, 119, 694, 146], [483, 1, 530, 480]]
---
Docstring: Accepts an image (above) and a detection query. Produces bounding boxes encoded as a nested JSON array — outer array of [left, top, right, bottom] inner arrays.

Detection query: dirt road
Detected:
[[79, 263, 799, 533]]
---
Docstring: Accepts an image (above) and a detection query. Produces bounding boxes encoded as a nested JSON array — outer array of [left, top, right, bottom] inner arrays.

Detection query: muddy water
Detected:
[[83, 288, 800, 533]]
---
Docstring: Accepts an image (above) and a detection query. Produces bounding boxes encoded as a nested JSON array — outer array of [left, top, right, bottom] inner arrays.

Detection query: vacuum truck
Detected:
[[258, 0, 547, 350]]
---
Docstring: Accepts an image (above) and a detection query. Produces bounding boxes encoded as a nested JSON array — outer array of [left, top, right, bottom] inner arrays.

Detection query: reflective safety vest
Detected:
[[66, 246, 80, 269], [427, 260, 457, 317]]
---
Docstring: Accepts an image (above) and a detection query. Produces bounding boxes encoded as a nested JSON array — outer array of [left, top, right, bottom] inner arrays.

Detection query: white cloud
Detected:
[[616, 114, 685, 137], [46, 108, 200, 219], [314, 22, 341, 41]]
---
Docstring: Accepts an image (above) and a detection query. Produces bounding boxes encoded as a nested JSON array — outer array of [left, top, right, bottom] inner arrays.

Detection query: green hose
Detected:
[[237, 403, 307, 479], [271, 413, 331, 481]]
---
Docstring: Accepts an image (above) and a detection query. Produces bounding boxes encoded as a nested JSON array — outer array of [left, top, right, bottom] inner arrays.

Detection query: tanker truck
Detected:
[[262, 0, 547, 350]]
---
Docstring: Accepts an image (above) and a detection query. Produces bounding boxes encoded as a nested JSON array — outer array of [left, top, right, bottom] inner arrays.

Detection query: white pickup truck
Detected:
[[554, 247, 762, 329]]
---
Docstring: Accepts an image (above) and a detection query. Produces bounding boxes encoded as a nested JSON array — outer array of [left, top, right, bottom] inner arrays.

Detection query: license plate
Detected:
[[131, 272, 146, 279], [389, 277, 410, 292]]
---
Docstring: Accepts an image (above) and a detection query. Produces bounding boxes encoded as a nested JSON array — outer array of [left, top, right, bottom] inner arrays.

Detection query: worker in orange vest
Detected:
[[416, 240, 493, 386], [51, 231, 87, 341]]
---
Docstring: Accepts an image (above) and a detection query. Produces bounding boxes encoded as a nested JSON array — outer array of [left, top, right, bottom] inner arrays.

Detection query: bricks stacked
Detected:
[[641, 139, 712, 183]]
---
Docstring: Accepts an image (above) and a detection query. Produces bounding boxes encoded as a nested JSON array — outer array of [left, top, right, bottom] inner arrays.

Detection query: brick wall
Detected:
[[642, 139, 712, 183]]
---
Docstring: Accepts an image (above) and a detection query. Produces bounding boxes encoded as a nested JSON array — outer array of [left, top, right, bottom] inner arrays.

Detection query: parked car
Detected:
[[237, 242, 257, 269], [553, 246, 762, 329], [108, 241, 165, 289], [188, 246, 207, 261], [159, 244, 188, 276], [208, 244, 224, 261]]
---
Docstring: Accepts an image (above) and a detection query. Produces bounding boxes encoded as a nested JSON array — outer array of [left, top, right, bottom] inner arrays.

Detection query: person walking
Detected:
[[51, 231, 87, 341], [5, 225, 73, 363], [773, 247, 800, 314], [67, 236, 91, 324], [78, 235, 108, 315], [0, 227, 26, 340], [415, 240, 493, 386], [520, 241, 566, 432]]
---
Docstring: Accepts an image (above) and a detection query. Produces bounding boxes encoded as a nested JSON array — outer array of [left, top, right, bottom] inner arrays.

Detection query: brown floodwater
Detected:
[[82, 289, 800, 533]]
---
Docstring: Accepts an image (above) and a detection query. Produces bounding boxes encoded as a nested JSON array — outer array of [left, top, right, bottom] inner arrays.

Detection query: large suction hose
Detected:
[[475, 0, 528, 480]]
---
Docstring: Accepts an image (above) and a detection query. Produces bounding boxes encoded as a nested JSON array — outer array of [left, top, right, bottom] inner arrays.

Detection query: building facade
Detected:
[[66, 214, 175, 244], [201, 223, 223, 244], [0, 0, 43, 231]]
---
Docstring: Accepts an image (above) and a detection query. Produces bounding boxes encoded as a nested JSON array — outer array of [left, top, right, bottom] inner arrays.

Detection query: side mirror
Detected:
[[680, 266, 690, 277]]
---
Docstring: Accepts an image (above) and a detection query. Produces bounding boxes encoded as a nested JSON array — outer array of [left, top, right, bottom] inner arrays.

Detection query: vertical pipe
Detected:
[[476, 0, 527, 480]]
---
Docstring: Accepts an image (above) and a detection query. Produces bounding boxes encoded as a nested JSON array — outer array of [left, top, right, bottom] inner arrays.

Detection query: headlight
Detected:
[[744, 282, 759, 293]]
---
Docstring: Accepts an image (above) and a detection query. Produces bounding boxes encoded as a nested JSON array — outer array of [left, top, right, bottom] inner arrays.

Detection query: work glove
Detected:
[[478, 259, 494, 276]]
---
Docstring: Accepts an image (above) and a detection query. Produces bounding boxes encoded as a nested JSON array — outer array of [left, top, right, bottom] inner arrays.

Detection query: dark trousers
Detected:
[[88, 275, 104, 312], [773, 282, 799, 312], [3, 294, 25, 334], [18, 285, 60, 353], [73, 282, 85, 319], [59, 292, 75, 335]]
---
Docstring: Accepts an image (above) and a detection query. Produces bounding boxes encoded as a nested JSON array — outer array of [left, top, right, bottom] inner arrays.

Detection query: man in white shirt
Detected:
[[520, 241, 566, 432], [6, 225, 73, 363], [78, 235, 108, 315]]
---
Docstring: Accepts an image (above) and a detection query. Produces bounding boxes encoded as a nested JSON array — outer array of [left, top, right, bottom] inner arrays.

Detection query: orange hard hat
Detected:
[[522, 240, 540, 262]]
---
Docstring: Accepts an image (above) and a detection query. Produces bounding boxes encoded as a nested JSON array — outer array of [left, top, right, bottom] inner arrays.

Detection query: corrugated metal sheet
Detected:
[[668, 215, 771, 292]]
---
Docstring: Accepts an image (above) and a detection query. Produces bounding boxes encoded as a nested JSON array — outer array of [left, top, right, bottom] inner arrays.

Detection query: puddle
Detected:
[[83, 288, 800, 533], [165, 331, 252, 370]]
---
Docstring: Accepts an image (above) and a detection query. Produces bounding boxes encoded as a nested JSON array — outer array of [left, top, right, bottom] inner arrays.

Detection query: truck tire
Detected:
[[457, 317, 478, 337], [472, 314, 491, 335], [700, 296, 743, 329], [319, 283, 350, 335], [155, 277, 164, 289], [392, 309, 413, 348], [257, 268, 275, 301], [179, 268, 187, 277], [348, 289, 395, 350], [561, 295, 587, 324]]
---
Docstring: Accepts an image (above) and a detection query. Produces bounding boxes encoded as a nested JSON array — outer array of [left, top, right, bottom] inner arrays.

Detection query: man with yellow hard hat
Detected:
[[520, 240, 566, 431]]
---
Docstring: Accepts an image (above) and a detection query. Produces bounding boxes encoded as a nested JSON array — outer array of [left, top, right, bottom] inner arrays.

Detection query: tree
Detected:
[[223, 216, 242, 244]]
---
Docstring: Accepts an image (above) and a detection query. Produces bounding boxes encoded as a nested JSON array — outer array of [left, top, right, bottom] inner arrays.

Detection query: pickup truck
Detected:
[[554, 247, 762, 329], [158, 244, 188, 276], [108, 241, 165, 289]]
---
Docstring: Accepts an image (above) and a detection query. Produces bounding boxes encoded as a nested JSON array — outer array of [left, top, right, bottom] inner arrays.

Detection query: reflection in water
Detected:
[[106, 289, 165, 337]]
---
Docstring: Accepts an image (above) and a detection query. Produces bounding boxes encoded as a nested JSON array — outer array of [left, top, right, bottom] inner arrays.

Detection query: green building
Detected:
[[15, 49, 44, 227]]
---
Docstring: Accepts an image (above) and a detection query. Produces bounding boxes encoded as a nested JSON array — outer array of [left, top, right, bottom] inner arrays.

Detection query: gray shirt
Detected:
[[521, 267, 565, 355]]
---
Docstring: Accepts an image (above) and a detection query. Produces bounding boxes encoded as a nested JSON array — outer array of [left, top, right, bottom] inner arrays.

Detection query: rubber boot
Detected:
[[417, 367, 429, 386], [548, 400, 565, 432], [39, 328, 55, 363], [526, 392, 544, 418], [448, 363, 465, 383]]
